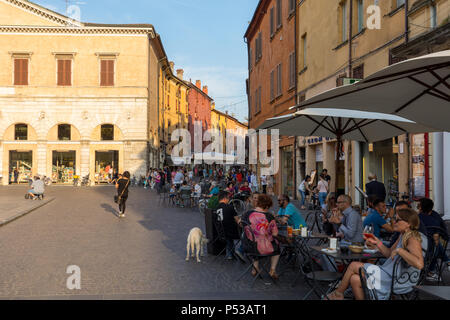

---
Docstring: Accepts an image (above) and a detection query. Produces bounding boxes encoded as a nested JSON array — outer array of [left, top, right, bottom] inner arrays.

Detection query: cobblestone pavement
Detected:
[[0, 185, 309, 299]]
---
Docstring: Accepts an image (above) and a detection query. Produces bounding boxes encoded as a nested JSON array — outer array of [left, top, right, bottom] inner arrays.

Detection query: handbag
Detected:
[[114, 179, 130, 203]]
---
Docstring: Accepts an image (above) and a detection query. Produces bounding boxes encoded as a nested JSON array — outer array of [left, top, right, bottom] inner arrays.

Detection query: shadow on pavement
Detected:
[[100, 203, 119, 218]]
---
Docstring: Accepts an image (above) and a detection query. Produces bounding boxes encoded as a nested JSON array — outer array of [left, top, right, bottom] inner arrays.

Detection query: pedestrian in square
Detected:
[[116, 171, 130, 218]]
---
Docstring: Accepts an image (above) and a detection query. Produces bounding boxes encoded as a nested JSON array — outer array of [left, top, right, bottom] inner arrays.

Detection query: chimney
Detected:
[[195, 80, 201, 89], [202, 86, 208, 95], [176, 69, 184, 80], [169, 61, 174, 72]]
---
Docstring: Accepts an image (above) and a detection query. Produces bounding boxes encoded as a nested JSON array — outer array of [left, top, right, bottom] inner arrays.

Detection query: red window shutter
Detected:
[[22, 59, 28, 85], [14, 59, 28, 85], [65, 60, 72, 86], [57, 60, 64, 85], [100, 60, 107, 86], [107, 60, 114, 86]]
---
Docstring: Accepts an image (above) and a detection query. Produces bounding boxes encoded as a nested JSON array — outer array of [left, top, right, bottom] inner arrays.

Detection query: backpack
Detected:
[[245, 211, 278, 255]]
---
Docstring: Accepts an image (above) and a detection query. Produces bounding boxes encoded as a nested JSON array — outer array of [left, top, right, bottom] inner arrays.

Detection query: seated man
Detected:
[[215, 191, 241, 260], [363, 198, 394, 238], [28, 176, 45, 200], [276, 194, 307, 229], [418, 198, 450, 280], [329, 195, 364, 244], [209, 182, 220, 197], [239, 181, 252, 194]]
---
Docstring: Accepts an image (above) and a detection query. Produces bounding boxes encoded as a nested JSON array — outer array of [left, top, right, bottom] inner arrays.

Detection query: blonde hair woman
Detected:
[[326, 208, 427, 300]]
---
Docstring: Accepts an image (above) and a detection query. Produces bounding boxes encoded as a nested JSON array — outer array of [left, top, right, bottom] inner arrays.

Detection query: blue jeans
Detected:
[[319, 192, 328, 207], [299, 191, 306, 206]]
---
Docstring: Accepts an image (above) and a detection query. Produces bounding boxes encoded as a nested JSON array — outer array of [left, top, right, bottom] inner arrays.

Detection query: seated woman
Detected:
[[321, 193, 337, 236], [241, 194, 280, 280], [326, 208, 426, 300], [225, 182, 235, 198]]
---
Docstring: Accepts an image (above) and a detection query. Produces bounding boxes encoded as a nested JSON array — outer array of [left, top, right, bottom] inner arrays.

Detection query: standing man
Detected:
[[365, 174, 386, 202], [250, 171, 258, 193], [261, 174, 267, 194], [216, 191, 241, 260], [322, 169, 331, 184], [13, 168, 19, 184]]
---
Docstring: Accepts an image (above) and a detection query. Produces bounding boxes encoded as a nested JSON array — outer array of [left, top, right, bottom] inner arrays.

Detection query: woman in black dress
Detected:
[[116, 171, 130, 218]]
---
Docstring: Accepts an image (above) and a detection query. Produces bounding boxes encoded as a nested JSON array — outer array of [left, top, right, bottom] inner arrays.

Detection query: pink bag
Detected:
[[245, 211, 278, 255]]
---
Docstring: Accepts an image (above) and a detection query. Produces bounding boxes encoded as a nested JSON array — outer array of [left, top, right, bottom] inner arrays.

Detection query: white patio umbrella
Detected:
[[258, 108, 437, 143], [258, 108, 437, 192], [291, 50, 450, 131]]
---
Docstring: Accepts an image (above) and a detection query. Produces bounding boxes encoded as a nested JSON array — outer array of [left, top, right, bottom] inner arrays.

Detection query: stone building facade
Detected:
[[0, 0, 158, 185]]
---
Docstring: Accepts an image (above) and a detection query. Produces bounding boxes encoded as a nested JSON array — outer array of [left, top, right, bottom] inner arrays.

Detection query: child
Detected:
[[169, 184, 177, 205]]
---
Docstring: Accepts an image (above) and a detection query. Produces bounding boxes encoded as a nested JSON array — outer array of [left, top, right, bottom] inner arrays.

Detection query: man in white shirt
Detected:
[[260, 175, 267, 194], [28, 176, 45, 200], [250, 172, 258, 193]]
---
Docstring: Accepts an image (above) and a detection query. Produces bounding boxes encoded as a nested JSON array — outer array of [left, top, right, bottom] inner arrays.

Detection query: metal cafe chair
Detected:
[[295, 239, 342, 300], [235, 223, 279, 288], [424, 226, 449, 286]]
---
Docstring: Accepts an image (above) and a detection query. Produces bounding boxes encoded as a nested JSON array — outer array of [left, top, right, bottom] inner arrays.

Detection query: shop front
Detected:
[[9, 150, 32, 184], [362, 139, 399, 198], [95, 150, 119, 184], [52, 151, 76, 184]]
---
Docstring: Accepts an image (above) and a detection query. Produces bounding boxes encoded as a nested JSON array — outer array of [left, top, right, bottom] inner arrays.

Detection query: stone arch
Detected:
[[46, 123, 82, 141], [1, 122, 39, 141], [91, 123, 124, 141]]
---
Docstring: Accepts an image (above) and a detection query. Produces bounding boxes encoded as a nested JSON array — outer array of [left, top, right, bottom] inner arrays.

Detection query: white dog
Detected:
[[186, 227, 209, 263]]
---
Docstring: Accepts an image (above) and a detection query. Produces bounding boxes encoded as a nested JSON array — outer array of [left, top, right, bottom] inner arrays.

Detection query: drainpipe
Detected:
[[405, 0, 409, 43], [348, 0, 353, 77], [294, 3, 298, 200]]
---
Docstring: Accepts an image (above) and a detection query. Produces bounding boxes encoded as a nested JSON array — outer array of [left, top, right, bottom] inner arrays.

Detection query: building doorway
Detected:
[[9, 151, 32, 184], [281, 145, 294, 198], [52, 151, 76, 184], [95, 151, 119, 184]]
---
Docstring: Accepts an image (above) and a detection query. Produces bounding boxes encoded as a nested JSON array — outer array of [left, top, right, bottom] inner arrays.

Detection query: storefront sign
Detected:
[[412, 134, 426, 198]]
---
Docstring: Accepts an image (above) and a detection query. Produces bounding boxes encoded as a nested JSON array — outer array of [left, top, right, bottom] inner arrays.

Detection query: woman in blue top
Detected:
[[326, 208, 426, 300]]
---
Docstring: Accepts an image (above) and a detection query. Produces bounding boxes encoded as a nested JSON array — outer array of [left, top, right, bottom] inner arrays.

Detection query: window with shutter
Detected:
[[289, 0, 296, 14], [255, 89, 258, 114], [258, 32, 262, 59], [270, 70, 275, 101], [100, 59, 114, 86], [277, 0, 282, 28], [14, 59, 28, 85], [277, 63, 282, 96], [57, 59, 72, 86], [249, 47, 253, 71], [352, 64, 364, 79], [270, 7, 275, 37], [258, 86, 262, 113], [289, 53, 296, 89]]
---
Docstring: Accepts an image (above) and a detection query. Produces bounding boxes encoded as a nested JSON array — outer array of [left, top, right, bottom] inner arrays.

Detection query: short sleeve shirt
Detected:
[[277, 203, 307, 229], [363, 208, 387, 238], [216, 203, 239, 239]]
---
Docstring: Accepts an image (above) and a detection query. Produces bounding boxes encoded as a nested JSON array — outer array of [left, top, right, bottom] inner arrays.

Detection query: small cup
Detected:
[[330, 238, 338, 250]]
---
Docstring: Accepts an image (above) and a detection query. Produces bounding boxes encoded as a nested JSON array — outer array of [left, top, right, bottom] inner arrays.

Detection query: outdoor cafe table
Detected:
[[414, 286, 450, 300], [310, 245, 385, 274]]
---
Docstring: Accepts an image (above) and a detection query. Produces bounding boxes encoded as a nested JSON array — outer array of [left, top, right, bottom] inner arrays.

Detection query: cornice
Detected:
[[0, 25, 155, 36]]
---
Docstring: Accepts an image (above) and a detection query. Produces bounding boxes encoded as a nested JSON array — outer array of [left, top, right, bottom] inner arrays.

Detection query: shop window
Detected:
[[14, 124, 28, 140], [58, 124, 71, 141], [101, 124, 114, 141]]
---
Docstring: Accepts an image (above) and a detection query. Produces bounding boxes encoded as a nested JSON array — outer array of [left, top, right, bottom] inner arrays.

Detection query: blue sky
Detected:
[[33, 0, 259, 122]]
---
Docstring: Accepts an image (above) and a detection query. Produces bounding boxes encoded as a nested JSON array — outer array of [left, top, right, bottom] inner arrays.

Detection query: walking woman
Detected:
[[116, 171, 130, 218]]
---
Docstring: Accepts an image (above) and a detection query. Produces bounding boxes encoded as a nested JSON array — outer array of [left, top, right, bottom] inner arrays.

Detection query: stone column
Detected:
[[80, 140, 90, 181], [36, 142, 47, 176], [0, 141, 4, 185]]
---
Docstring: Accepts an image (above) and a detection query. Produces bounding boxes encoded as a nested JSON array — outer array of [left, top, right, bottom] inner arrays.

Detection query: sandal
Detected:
[[251, 267, 261, 277], [323, 291, 344, 300], [269, 269, 279, 280]]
